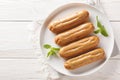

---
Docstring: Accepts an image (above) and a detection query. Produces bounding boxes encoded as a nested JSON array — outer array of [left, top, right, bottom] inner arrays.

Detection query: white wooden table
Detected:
[[0, 0, 120, 80]]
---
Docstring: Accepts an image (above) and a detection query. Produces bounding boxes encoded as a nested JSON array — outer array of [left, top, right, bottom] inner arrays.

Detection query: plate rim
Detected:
[[39, 2, 114, 76]]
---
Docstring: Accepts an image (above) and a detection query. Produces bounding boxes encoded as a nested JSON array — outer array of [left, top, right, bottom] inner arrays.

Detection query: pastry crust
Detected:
[[59, 36, 99, 59], [55, 22, 94, 46], [48, 10, 89, 34], [64, 48, 105, 70]]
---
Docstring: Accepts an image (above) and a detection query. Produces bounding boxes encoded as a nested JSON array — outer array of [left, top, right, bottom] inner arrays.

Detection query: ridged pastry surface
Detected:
[[64, 48, 105, 70], [59, 36, 99, 59], [55, 22, 94, 46], [48, 10, 89, 34]]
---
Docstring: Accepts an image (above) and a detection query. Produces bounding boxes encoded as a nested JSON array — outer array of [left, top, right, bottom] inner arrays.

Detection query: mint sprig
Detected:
[[44, 44, 51, 49], [94, 16, 109, 37], [43, 44, 60, 57]]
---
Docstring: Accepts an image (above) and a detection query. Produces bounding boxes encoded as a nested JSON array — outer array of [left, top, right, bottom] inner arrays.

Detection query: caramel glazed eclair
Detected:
[[48, 10, 89, 34], [55, 22, 94, 46], [64, 48, 105, 70], [59, 36, 99, 59]]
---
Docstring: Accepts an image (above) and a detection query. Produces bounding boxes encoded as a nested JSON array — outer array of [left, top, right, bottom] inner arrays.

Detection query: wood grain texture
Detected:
[[0, 0, 119, 20], [0, 0, 119, 80], [111, 22, 120, 50], [0, 49, 39, 59], [0, 22, 119, 58], [0, 59, 119, 80], [101, 0, 120, 21], [0, 22, 39, 58], [0, 22, 33, 50]]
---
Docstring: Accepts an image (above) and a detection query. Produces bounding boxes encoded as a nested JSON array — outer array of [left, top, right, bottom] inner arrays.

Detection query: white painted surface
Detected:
[[0, 59, 120, 80], [0, 0, 119, 20], [0, 22, 33, 50], [0, 0, 120, 80]]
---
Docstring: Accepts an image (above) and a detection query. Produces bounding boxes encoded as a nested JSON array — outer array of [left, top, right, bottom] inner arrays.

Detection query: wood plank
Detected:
[[0, 59, 41, 80], [0, 1, 37, 20], [101, 0, 120, 21], [0, 0, 119, 20], [0, 59, 119, 80], [0, 22, 119, 58], [0, 49, 39, 58], [0, 22, 40, 58], [0, 22, 33, 50], [111, 22, 120, 58], [0, 11, 119, 52], [111, 22, 120, 50]]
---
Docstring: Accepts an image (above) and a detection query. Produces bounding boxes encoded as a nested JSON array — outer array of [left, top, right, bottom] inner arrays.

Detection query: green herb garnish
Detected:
[[94, 29, 100, 34], [43, 44, 60, 57], [44, 44, 51, 49], [94, 16, 109, 37]]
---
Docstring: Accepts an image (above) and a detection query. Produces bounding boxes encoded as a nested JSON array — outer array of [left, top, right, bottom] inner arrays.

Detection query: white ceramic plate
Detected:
[[40, 3, 114, 76]]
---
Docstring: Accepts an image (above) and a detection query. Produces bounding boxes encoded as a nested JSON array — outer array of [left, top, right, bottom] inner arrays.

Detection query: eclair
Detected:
[[48, 10, 89, 34], [55, 22, 94, 46], [59, 36, 99, 59], [64, 48, 105, 70]]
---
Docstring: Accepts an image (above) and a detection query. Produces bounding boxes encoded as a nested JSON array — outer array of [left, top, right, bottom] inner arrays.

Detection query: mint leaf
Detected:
[[96, 16, 103, 29], [51, 50, 56, 55], [95, 16, 109, 37], [52, 47, 60, 51], [43, 44, 51, 49], [47, 51, 52, 57], [100, 25, 109, 37], [43, 44, 60, 57], [47, 49, 56, 57], [94, 29, 100, 34]]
